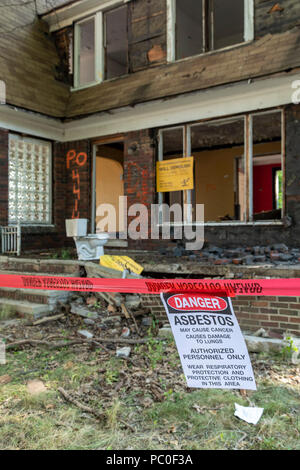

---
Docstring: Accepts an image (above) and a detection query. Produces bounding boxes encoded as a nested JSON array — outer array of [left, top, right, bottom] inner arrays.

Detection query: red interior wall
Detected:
[[253, 163, 281, 214]]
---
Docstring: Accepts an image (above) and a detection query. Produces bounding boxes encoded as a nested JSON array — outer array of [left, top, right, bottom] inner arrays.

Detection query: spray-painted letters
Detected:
[[66, 149, 88, 219]]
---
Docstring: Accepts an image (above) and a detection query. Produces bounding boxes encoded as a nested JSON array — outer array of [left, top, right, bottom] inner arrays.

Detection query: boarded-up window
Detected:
[[105, 6, 128, 80]]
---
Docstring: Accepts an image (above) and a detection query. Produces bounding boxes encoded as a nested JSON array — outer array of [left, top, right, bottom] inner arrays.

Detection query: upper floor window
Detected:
[[74, 4, 129, 89], [168, 0, 254, 61]]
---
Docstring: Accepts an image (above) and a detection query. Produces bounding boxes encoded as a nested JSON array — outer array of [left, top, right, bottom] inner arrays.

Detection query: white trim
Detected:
[[167, 0, 176, 63], [43, 0, 131, 33], [244, 0, 254, 42], [73, 13, 104, 89], [0, 74, 297, 142], [0, 105, 63, 141], [63, 74, 298, 141], [95, 11, 105, 84]]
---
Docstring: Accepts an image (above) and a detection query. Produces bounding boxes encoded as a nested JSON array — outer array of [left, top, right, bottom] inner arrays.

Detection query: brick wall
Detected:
[[63, 140, 92, 226], [233, 296, 300, 337], [142, 294, 300, 338], [0, 128, 8, 226], [21, 139, 91, 251], [124, 129, 156, 249]]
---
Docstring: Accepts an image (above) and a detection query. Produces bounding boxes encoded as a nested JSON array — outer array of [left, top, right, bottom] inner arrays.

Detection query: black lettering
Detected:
[[226, 316, 234, 326], [195, 315, 204, 325], [203, 315, 212, 325]]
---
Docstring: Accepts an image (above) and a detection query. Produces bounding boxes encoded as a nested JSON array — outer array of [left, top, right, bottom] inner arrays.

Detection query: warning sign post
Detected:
[[161, 293, 256, 391]]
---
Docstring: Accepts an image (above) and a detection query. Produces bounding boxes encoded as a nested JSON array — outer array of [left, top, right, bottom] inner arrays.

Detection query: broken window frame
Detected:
[[8, 135, 52, 226], [167, 0, 254, 62], [157, 126, 186, 225], [73, 0, 129, 90], [157, 108, 285, 227]]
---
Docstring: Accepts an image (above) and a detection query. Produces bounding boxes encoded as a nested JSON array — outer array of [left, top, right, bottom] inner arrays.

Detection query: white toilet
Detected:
[[65, 219, 109, 261]]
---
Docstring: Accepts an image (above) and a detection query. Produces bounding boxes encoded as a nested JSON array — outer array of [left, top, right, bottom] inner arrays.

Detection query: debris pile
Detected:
[[66, 290, 154, 356], [166, 243, 300, 266]]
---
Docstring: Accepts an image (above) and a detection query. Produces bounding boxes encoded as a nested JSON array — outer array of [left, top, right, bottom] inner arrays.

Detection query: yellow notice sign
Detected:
[[100, 255, 144, 275], [156, 157, 194, 193]]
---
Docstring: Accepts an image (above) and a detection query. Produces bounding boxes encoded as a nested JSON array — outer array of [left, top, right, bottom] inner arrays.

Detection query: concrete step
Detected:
[[0, 256, 81, 275], [0, 270, 79, 277], [0, 298, 51, 320], [0, 286, 71, 309]]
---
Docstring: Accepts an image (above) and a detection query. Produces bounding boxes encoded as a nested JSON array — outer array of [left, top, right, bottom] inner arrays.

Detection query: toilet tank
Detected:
[[65, 219, 88, 237]]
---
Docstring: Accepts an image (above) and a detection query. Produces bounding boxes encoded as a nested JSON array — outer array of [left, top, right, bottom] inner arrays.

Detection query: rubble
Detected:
[[77, 330, 94, 339], [116, 347, 132, 358], [70, 304, 98, 320], [125, 295, 142, 310], [193, 244, 300, 267]]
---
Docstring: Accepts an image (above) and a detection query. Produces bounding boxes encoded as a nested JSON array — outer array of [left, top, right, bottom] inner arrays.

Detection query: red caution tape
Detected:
[[0, 274, 300, 297]]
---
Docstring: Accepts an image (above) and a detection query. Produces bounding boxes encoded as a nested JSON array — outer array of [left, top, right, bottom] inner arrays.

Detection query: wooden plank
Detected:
[[67, 28, 300, 118]]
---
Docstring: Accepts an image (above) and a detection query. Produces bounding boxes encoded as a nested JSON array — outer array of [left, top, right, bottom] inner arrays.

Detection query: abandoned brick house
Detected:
[[1, 1, 300, 335], [1, 0, 300, 250]]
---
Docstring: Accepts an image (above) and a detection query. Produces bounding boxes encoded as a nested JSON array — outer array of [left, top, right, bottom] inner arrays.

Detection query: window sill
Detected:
[[71, 80, 102, 92], [16, 225, 57, 234], [71, 72, 129, 92], [158, 220, 285, 227], [168, 39, 254, 65]]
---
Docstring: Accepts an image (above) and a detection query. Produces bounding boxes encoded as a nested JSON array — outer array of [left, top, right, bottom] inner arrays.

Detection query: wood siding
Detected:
[[0, 3, 69, 117], [1, 0, 300, 119], [255, 0, 300, 38], [66, 27, 300, 118]]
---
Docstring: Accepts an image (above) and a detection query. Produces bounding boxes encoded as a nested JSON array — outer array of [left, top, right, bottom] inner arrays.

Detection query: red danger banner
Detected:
[[0, 274, 300, 296]]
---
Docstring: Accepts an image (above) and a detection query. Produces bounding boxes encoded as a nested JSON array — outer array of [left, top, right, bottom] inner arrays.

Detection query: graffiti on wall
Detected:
[[126, 161, 150, 207], [66, 149, 88, 219]]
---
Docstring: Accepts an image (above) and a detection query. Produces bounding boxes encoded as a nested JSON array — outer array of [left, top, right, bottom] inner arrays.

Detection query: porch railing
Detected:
[[1, 223, 21, 256]]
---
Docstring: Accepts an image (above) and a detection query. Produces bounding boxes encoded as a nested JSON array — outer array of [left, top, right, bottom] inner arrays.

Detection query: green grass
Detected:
[[0, 305, 17, 321], [0, 342, 299, 450]]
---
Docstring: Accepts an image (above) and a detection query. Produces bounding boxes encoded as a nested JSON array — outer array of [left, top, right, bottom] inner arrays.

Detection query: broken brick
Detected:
[[232, 258, 243, 265], [214, 259, 230, 265], [147, 45, 166, 63], [269, 3, 284, 14]]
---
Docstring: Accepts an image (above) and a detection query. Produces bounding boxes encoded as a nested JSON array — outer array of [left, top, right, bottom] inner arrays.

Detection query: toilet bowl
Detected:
[[65, 219, 109, 261]]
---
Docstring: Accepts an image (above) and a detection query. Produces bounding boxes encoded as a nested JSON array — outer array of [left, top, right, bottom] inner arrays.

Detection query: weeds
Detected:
[[0, 338, 299, 450], [280, 336, 299, 360], [0, 305, 16, 321]]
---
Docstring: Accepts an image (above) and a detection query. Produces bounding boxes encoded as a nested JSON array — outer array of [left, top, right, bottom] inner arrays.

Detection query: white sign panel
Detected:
[[161, 293, 256, 390]]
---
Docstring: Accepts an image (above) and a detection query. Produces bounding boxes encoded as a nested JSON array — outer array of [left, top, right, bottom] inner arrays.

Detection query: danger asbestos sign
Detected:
[[161, 293, 256, 390]]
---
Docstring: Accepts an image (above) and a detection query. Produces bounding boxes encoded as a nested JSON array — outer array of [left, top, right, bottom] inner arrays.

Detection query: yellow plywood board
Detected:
[[100, 255, 144, 275], [156, 157, 194, 192]]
